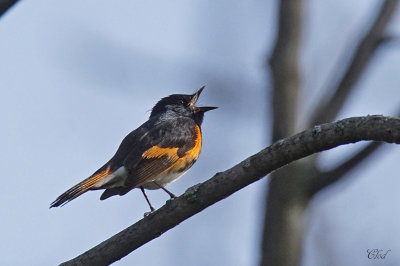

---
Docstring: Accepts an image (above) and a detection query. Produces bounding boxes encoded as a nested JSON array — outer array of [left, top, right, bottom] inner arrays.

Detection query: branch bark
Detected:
[[308, 0, 399, 127], [309, 109, 400, 195], [60, 115, 400, 266]]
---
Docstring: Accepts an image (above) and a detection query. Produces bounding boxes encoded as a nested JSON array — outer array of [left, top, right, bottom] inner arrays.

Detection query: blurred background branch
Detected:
[[308, 0, 399, 127], [309, 141, 382, 196], [269, 0, 302, 142], [0, 0, 19, 18], [262, 0, 306, 265], [262, 1, 399, 266]]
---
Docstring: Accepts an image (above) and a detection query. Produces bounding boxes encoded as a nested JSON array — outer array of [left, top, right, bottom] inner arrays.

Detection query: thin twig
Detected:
[[60, 115, 400, 266]]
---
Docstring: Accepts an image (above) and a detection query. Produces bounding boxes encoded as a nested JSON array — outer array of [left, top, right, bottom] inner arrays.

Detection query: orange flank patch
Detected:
[[134, 125, 203, 187], [142, 146, 179, 162], [184, 125, 202, 160], [142, 125, 202, 164], [80, 166, 112, 191], [167, 125, 202, 172]]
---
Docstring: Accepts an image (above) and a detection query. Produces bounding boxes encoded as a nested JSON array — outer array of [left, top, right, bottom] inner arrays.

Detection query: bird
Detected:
[[50, 86, 217, 212]]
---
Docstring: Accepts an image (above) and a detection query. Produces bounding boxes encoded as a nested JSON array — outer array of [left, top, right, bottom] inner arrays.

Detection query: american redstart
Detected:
[[50, 86, 216, 211]]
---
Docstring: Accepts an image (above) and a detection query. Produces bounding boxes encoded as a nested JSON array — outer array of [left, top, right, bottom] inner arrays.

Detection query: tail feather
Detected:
[[50, 177, 93, 207], [50, 166, 112, 208], [100, 187, 131, 200]]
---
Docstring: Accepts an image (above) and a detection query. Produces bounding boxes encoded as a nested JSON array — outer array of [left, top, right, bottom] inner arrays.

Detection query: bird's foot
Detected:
[[143, 207, 155, 217]]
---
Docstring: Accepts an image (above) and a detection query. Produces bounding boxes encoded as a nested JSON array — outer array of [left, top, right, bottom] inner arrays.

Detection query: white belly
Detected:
[[142, 170, 188, 190]]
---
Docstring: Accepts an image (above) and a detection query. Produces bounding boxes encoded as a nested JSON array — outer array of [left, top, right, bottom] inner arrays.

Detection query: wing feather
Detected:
[[123, 117, 197, 188]]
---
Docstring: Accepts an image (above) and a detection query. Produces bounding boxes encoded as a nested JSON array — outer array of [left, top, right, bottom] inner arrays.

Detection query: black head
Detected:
[[150, 86, 217, 125]]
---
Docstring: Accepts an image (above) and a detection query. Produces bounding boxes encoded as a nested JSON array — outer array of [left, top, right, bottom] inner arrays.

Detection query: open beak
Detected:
[[191, 86, 218, 112]]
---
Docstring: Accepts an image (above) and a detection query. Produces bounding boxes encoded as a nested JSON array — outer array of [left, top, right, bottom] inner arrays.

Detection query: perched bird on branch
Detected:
[[50, 86, 217, 212]]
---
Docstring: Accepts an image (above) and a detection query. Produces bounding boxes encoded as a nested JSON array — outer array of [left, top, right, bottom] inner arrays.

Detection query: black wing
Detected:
[[123, 117, 197, 187], [100, 117, 198, 199]]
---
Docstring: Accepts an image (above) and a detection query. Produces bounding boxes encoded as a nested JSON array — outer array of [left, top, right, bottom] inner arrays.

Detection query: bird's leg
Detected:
[[153, 181, 176, 198], [140, 187, 155, 213]]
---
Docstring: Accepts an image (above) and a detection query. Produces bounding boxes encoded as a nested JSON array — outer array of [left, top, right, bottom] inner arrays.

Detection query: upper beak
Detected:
[[191, 85, 205, 104], [191, 86, 218, 112]]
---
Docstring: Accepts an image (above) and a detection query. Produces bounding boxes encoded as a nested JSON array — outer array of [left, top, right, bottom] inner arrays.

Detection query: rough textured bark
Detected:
[[60, 115, 400, 266]]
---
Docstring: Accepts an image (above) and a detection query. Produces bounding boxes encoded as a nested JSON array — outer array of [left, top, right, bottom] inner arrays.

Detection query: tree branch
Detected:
[[310, 109, 400, 195], [308, 0, 399, 127], [309, 141, 382, 196], [0, 0, 19, 18], [60, 115, 400, 266]]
